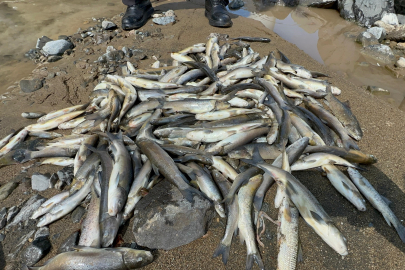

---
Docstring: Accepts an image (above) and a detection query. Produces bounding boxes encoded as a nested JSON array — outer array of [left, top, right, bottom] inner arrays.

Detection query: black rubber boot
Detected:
[[205, 0, 232, 28], [121, 0, 154, 30]]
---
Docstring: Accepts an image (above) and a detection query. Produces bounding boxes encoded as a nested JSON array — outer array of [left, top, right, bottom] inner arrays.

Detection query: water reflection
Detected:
[[229, 4, 405, 109]]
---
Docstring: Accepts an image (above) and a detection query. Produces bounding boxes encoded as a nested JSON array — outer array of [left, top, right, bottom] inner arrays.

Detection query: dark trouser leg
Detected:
[[121, 0, 154, 30], [205, 0, 232, 28]]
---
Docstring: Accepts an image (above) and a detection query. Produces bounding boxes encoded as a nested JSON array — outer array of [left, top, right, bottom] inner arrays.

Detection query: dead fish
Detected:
[[21, 112, 46, 119]]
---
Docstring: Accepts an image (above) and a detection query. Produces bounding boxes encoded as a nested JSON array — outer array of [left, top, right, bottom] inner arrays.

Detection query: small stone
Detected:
[[36, 36, 53, 50], [6, 195, 46, 229], [25, 48, 42, 60], [381, 13, 399, 26], [397, 42, 405, 50], [31, 173, 52, 191], [71, 206, 86, 223], [106, 50, 125, 62], [374, 21, 396, 33], [57, 231, 80, 253], [165, 10, 175, 17], [360, 44, 395, 64], [7, 206, 19, 223], [42, 40, 74, 55], [56, 167, 74, 186], [396, 57, 405, 68], [366, 86, 391, 95], [48, 173, 58, 189], [122, 46, 133, 58], [0, 181, 19, 201], [95, 33, 111, 44], [0, 233, 5, 242], [228, 0, 244, 9], [47, 56, 63, 62], [83, 47, 94, 55], [20, 233, 52, 266], [0, 207, 7, 229], [356, 32, 379, 47], [366, 27, 386, 42], [132, 181, 214, 250], [152, 16, 176, 26], [19, 79, 43, 93], [47, 72, 56, 79], [102, 20, 117, 30], [35, 227, 50, 239]]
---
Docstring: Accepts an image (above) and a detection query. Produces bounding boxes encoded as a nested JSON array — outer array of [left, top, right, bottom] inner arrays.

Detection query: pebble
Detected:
[[42, 39, 74, 55], [102, 20, 117, 30], [395, 57, 405, 68], [71, 206, 86, 223], [360, 44, 395, 64], [20, 230, 52, 266], [356, 31, 379, 47], [366, 86, 390, 95], [0, 233, 5, 242], [0, 182, 19, 201], [36, 36, 53, 50], [25, 48, 42, 60], [366, 27, 386, 42], [381, 13, 399, 26], [152, 16, 176, 26], [19, 79, 43, 93], [47, 56, 63, 62], [31, 173, 52, 191]]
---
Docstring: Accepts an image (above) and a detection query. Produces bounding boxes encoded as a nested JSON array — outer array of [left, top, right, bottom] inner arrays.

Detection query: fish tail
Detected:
[[394, 223, 405, 244], [343, 138, 359, 151], [246, 253, 264, 270], [241, 146, 264, 166], [212, 242, 231, 265]]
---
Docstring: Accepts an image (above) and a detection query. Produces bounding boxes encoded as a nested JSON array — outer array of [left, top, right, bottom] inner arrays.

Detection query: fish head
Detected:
[[100, 216, 121, 247], [324, 222, 348, 256], [37, 213, 53, 227], [122, 249, 154, 268]]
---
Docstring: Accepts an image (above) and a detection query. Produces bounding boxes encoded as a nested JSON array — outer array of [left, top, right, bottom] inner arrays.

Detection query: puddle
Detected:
[[0, 0, 404, 109], [229, 4, 405, 109]]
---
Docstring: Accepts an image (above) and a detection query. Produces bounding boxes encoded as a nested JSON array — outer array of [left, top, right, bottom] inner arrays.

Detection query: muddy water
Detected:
[[0, 0, 123, 97], [0, 1, 404, 108], [230, 4, 405, 109]]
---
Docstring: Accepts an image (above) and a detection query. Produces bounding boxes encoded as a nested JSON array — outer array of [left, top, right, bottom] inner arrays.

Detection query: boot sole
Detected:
[[122, 7, 154, 30], [205, 10, 233, 28]]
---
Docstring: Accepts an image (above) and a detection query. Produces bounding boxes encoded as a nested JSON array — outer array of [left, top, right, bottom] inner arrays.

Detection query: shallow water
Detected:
[[0, 0, 404, 109], [229, 4, 405, 109]]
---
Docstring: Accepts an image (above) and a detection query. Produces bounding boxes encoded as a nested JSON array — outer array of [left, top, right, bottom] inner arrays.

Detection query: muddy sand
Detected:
[[1, 1, 405, 269]]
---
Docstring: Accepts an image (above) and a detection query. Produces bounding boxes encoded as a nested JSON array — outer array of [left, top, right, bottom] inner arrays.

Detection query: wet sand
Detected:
[[1, 1, 405, 269]]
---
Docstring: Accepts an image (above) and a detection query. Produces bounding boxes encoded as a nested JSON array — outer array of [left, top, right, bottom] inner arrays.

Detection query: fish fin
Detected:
[[342, 138, 360, 151], [152, 164, 160, 176], [382, 214, 392, 227], [310, 210, 325, 224], [212, 243, 231, 265], [246, 253, 264, 270], [394, 223, 405, 244], [277, 49, 291, 64], [14, 149, 32, 163], [380, 195, 392, 206], [297, 240, 304, 262]]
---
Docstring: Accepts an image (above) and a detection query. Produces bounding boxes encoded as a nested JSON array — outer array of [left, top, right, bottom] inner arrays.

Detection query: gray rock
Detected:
[[381, 12, 399, 25], [6, 195, 46, 229], [152, 16, 176, 25], [102, 20, 117, 30], [34, 227, 50, 239], [42, 40, 73, 55], [263, 0, 299, 6], [366, 85, 391, 95], [20, 234, 51, 266], [0, 233, 5, 242], [19, 79, 43, 93], [56, 167, 74, 186], [25, 48, 42, 60], [71, 206, 86, 223], [47, 56, 63, 62], [229, 0, 244, 9], [367, 27, 387, 41], [31, 173, 51, 191], [122, 46, 133, 58], [398, 14, 405, 24], [48, 173, 58, 189], [360, 44, 396, 63], [36, 36, 53, 50], [106, 50, 125, 62], [132, 181, 214, 250], [299, 0, 336, 8], [356, 31, 379, 46], [57, 231, 79, 254], [396, 56, 405, 67], [0, 182, 19, 201], [386, 27, 405, 41], [7, 206, 19, 223], [0, 207, 7, 229], [338, 0, 395, 27]]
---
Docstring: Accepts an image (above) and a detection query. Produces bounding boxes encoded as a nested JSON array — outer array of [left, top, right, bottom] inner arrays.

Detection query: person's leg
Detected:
[[205, 0, 232, 28], [121, 0, 154, 30]]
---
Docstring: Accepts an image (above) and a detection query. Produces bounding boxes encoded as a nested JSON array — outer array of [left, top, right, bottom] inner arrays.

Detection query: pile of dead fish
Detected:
[[1, 33, 404, 270]]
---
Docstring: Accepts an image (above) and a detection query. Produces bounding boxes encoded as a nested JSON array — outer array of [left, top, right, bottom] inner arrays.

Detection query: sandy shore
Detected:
[[1, 1, 405, 269]]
